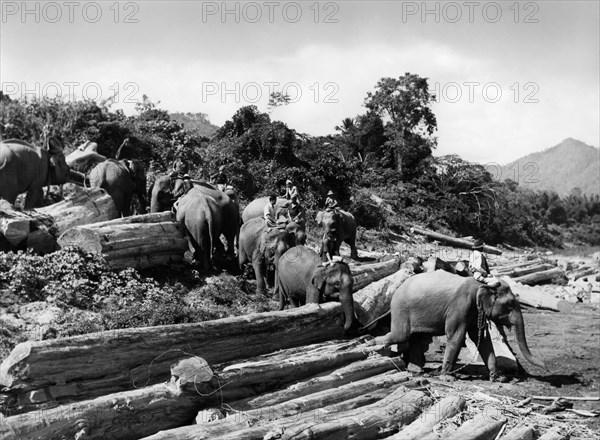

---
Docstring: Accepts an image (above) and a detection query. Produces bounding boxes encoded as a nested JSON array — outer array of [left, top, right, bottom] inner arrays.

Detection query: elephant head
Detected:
[[46, 137, 69, 185], [308, 261, 355, 334], [476, 281, 546, 369], [150, 175, 192, 212]]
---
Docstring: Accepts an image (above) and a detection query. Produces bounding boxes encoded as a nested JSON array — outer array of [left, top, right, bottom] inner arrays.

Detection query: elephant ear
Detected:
[[315, 211, 324, 225], [476, 285, 496, 318], [311, 268, 327, 294]]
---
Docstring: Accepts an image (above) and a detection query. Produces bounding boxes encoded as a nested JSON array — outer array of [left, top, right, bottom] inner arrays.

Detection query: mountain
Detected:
[[169, 112, 219, 138], [488, 138, 599, 196]]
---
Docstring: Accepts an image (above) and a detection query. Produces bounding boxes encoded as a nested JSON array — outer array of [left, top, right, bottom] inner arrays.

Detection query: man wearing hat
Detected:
[[469, 239, 500, 287], [263, 194, 278, 228], [325, 190, 339, 211], [284, 179, 298, 200]]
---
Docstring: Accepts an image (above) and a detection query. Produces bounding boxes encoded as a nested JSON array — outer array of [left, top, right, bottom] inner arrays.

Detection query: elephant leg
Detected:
[[347, 234, 359, 259], [121, 192, 132, 217], [440, 325, 468, 379], [407, 334, 430, 372], [467, 325, 506, 382], [289, 296, 300, 308], [253, 254, 267, 295], [24, 186, 43, 209]]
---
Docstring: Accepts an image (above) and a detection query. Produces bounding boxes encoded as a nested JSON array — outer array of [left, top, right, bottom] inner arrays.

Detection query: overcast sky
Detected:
[[1, 1, 598, 164]]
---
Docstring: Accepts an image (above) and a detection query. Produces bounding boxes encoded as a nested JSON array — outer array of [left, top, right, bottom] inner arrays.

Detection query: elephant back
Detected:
[[242, 197, 290, 223], [279, 245, 321, 270]]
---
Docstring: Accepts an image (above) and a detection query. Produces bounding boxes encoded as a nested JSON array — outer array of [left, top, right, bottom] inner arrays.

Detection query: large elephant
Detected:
[[66, 142, 147, 216], [316, 209, 358, 261], [175, 187, 222, 272], [374, 271, 546, 382], [277, 245, 356, 334], [150, 175, 239, 256], [0, 139, 69, 208], [238, 217, 304, 295], [242, 196, 290, 223]]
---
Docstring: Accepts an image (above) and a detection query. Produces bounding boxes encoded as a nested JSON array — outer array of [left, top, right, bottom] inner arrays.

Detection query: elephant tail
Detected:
[[359, 310, 391, 333]]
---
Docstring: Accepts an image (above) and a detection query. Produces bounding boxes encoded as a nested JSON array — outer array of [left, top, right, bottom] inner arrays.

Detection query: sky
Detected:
[[1, 1, 599, 165]]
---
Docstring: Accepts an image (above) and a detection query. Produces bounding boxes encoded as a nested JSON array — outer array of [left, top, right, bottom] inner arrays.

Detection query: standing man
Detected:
[[468, 239, 500, 287], [263, 194, 278, 228], [284, 179, 298, 200]]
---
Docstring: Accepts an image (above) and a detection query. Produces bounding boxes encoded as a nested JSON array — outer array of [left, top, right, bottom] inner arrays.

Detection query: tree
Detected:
[[364, 73, 437, 179]]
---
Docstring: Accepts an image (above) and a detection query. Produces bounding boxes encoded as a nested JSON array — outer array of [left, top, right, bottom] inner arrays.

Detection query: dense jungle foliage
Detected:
[[1, 74, 598, 249]]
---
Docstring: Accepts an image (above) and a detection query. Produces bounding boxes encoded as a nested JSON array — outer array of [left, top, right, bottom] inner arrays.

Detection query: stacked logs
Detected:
[[57, 212, 188, 270]]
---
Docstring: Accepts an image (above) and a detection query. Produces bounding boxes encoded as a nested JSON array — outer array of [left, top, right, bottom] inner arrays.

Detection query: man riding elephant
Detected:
[[316, 207, 358, 261]]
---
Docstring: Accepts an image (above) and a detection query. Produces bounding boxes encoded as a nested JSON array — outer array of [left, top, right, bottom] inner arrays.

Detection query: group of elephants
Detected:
[[0, 138, 546, 381]]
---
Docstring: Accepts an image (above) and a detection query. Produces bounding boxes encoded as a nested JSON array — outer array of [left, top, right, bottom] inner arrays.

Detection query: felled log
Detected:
[[465, 321, 519, 372], [351, 257, 401, 291], [37, 184, 118, 235], [0, 303, 351, 411], [503, 277, 572, 312], [496, 264, 555, 278], [150, 371, 418, 440], [390, 394, 466, 440], [232, 356, 408, 411], [512, 267, 565, 285], [571, 267, 595, 281], [0, 200, 56, 253], [57, 216, 186, 269], [492, 258, 543, 272], [0, 339, 387, 440], [444, 409, 506, 440], [353, 268, 413, 325], [148, 386, 432, 440], [500, 425, 535, 440], [410, 225, 502, 255], [537, 426, 569, 440]]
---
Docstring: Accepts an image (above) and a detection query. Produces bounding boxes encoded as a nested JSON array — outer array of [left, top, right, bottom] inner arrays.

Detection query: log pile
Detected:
[[0, 200, 57, 254], [57, 212, 187, 270]]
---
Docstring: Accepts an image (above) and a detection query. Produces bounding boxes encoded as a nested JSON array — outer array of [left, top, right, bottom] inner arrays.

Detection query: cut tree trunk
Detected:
[[0, 201, 56, 253], [389, 394, 467, 440], [350, 257, 401, 291], [465, 321, 519, 372], [0, 303, 352, 411], [353, 268, 413, 325], [37, 184, 118, 235], [0, 339, 388, 440], [491, 259, 543, 272], [495, 264, 555, 278], [571, 267, 596, 281], [410, 225, 502, 255], [500, 425, 535, 440], [57, 217, 187, 270], [444, 409, 506, 440], [512, 268, 565, 285], [537, 426, 569, 440], [503, 277, 572, 312], [232, 355, 408, 412]]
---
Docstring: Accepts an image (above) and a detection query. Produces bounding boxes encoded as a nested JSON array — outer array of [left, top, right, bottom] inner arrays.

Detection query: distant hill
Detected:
[[487, 138, 599, 196], [169, 112, 219, 138]]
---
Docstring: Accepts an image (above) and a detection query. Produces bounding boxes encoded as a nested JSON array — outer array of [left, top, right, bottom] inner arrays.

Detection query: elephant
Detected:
[[238, 217, 304, 295], [66, 141, 147, 216], [242, 196, 291, 223], [316, 209, 358, 261], [175, 187, 222, 272], [373, 271, 546, 382], [277, 245, 356, 334], [149, 175, 240, 256], [0, 138, 69, 208]]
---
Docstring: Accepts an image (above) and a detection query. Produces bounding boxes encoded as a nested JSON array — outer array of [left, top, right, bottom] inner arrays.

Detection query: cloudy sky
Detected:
[[1, 1, 598, 164]]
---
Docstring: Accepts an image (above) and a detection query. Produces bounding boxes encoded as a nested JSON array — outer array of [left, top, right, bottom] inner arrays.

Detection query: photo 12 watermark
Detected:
[[485, 161, 540, 184], [201, 81, 340, 105], [201, 1, 340, 24], [433, 82, 540, 104], [1, 81, 141, 104], [401, 1, 540, 24], [1, 1, 140, 24]]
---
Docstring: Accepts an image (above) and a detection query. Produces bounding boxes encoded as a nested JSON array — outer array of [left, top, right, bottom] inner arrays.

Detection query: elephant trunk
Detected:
[[339, 273, 355, 334], [509, 308, 547, 370]]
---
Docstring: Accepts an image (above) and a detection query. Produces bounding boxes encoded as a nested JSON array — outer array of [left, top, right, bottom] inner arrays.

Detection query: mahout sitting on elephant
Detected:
[[149, 174, 240, 257], [175, 187, 222, 272], [0, 138, 69, 208], [66, 140, 147, 216], [277, 245, 357, 335], [371, 270, 546, 382], [316, 208, 358, 261], [238, 216, 304, 295]]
